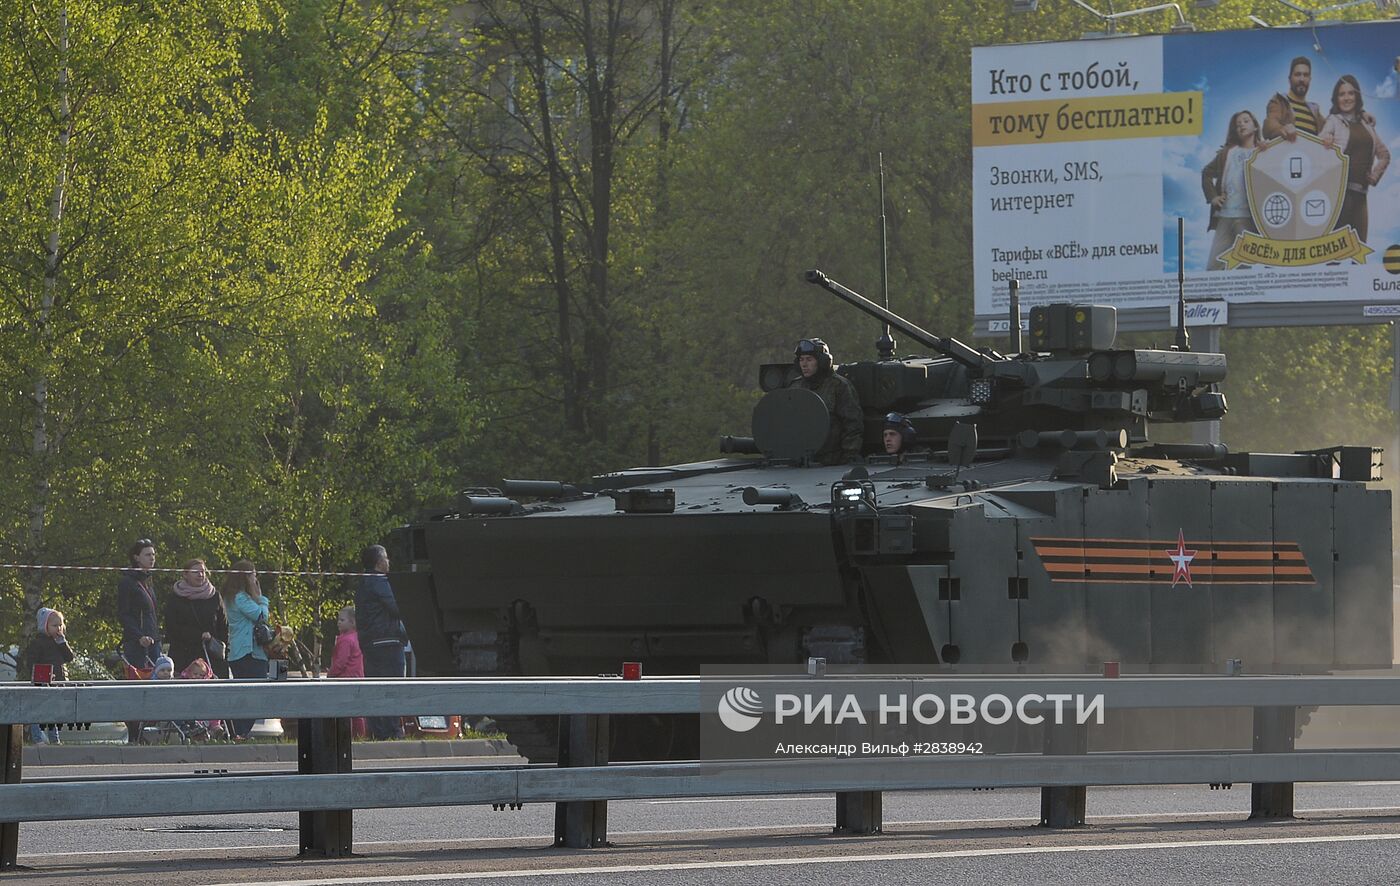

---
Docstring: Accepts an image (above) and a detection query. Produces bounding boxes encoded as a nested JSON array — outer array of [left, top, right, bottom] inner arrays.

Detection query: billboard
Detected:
[[972, 21, 1400, 330]]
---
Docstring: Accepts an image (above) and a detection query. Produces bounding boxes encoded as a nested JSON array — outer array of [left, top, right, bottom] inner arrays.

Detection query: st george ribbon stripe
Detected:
[[1035, 547, 1306, 561], [1028, 535, 1316, 585]]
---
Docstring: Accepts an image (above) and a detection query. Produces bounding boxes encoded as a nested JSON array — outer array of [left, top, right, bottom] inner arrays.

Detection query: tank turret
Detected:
[[758, 270, 1226, 461]]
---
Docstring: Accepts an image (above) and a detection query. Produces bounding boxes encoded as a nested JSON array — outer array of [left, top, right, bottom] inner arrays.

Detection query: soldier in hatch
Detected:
[[786, 337, 862, 464], [882, 412, 924, 463]]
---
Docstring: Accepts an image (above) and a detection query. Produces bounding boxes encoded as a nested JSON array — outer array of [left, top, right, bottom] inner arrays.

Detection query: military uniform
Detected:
[[788, 370, 863, 464]]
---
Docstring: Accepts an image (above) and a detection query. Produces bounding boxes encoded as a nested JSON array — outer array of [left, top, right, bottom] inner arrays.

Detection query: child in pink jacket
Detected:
[[179, 657, 224, 739], [329, 605, 366, 738]]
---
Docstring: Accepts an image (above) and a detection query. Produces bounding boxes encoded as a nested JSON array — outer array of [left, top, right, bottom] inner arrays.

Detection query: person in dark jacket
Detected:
[[355, 544, 405, 739], [784, 338, 863, 464], [116, 539, 161, 668], [164, 558, 229, 677], [27, 607, 75, 743]]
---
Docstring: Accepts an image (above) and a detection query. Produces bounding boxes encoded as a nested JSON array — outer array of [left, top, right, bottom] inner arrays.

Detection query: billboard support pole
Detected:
[[1191, 325, 1222, 446], [1391, 322, 1399, 475]]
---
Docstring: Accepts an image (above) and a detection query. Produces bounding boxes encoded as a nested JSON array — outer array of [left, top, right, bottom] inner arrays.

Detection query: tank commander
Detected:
[[882, 412, 922, 462], [786, 337, 862, 464]]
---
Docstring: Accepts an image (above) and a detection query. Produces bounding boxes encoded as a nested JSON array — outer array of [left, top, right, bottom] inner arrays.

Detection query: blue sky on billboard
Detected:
[[1161, 21, 1400, 273]]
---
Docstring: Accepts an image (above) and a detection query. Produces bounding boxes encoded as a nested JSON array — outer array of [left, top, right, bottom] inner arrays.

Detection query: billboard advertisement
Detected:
[[972, 21, 1400, 328]]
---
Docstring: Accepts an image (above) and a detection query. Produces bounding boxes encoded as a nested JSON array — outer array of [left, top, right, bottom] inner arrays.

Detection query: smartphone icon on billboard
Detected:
[[1290, 157, 1303, 179]]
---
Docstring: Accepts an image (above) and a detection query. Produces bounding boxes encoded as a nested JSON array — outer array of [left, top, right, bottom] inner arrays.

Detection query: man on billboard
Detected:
[[1263, 56, 1323, 142]]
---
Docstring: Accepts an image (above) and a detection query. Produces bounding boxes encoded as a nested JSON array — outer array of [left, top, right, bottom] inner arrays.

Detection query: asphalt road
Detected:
[[11, 758, 1400, 885]]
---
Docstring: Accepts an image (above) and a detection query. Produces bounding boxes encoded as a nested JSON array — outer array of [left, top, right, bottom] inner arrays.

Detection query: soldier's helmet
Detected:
[[883, 412, 917, 449], [794, 338, 833, 372]]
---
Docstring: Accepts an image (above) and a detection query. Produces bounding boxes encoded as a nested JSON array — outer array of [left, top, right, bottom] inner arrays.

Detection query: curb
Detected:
[[24, 737, 518, 766]]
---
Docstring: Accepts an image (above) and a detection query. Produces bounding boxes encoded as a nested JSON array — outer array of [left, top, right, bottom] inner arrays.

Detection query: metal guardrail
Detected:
[[13, 673, 1400, 717], [4, 674, 1400, 868]]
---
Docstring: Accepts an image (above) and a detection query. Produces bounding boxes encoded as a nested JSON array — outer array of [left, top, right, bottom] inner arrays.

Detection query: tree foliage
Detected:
[[0, 0, 479, 658]]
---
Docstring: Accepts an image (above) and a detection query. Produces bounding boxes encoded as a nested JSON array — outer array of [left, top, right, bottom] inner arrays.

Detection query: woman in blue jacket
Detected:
[[220, 560, 269, 739]]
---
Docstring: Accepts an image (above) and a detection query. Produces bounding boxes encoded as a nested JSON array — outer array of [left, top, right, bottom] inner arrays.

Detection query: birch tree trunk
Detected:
[[26, 3, 71, 622]]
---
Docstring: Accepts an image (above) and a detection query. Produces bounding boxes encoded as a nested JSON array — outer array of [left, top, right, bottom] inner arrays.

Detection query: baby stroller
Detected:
[[119, 654, 194, 745], [177, 654, 227, 742]]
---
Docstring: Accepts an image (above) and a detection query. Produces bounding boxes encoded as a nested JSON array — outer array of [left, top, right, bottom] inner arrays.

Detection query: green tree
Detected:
[[0, 1, 441, 658]]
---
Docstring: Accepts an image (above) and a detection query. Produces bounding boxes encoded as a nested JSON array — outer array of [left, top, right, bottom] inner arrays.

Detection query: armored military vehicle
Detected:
[[390, 271, 1391, 761]]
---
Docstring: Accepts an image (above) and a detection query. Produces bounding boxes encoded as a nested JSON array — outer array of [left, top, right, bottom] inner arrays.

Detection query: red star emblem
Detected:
[[1165, 528, 1197, 587]]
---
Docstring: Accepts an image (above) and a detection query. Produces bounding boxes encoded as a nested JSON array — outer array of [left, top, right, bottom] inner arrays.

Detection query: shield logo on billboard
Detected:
[[1245, 135, 1348, 242]]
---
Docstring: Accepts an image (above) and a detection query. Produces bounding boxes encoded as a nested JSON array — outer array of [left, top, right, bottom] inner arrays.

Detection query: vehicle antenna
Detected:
[[876, 153, 896, 361], [1007, 278, 1022, 354]]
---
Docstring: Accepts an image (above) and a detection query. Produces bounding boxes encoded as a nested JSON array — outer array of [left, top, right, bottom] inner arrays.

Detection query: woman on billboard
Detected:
[[1201, 110, 1262, 270], [1320, 75, 1390, 243]]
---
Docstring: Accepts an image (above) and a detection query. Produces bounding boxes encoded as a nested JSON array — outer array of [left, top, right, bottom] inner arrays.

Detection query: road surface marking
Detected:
[[25, 806, 1400, 860], [646, 796, 831, 804], [205, 832, 1400, 886]]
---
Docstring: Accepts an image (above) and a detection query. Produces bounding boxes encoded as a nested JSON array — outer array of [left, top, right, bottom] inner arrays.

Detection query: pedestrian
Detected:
[[328, 604, 367, 739], [355, 544, 406, 740], [220, 560, 270, 740], [164, 559, 229, 677], [116, 538, 161, 669], [117, 538, 160, 744], [26, 607, 74, 744]]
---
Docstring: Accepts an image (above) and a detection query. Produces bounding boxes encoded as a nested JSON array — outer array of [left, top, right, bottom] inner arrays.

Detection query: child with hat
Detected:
[[26, 607, 75, 744], [150, 655, 176, 680]]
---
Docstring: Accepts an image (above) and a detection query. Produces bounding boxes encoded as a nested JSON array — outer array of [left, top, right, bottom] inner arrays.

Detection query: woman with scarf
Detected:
[[164, 559, 229, 677]]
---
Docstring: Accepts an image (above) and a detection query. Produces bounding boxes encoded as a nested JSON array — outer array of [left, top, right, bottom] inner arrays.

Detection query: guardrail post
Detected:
[[1, 724, 19, 869], [1249, 705, 1295, 820], [554, 714, 609, 848], [298, 717, 353, 857], [1040, 722, 1088, 828], [833, 791, 883, 835]]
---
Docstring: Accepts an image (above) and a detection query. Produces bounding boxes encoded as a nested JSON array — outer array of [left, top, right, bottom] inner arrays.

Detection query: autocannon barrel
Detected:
[[804, 269, 997, 369]]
